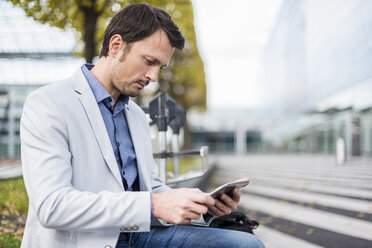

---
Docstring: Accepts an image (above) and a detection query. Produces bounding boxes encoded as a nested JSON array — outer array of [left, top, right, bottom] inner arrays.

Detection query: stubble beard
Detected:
[[110, 45, 150, 97], [111, 65, 150, 97], [112, 75, 138, 97], [110, 58, 138, 97], [110, 44, 139, 97]]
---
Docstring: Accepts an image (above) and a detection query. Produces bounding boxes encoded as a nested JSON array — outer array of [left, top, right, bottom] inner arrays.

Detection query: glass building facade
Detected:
[[0, 1, 83, 159], [261, 0, 372, 157]]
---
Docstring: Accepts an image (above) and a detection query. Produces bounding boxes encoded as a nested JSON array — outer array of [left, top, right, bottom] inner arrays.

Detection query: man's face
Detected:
[[110, 29, 175, 97]]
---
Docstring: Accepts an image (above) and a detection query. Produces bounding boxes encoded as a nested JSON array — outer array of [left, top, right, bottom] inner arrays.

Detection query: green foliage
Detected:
[[0, 177, 28, 214], [0, 234, 21, 248], [166, 156, 201, 175], [0, 178, 28, 245], [8, 0, 207, 110]]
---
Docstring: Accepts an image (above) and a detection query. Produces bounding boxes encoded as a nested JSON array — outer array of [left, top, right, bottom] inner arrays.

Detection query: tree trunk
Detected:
[[83, 7, 98, 63]]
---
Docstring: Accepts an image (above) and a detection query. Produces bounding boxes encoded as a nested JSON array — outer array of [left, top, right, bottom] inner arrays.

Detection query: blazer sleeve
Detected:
[[20, 91, 151, 232]]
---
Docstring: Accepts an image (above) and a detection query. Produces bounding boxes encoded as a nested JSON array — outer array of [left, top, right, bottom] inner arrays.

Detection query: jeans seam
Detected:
[[164, 227, 177, 248], [178, 231, 191, 248]]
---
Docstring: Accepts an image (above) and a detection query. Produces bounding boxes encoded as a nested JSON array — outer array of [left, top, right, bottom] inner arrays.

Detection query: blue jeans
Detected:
[[116, 226, 265, 248]]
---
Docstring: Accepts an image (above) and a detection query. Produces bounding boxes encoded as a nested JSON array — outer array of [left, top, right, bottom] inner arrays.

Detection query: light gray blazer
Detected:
[[20, 68, 176, 248]]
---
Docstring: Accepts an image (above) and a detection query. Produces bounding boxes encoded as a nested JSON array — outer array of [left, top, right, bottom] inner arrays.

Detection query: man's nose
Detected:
[[145, 67, 159, 82]]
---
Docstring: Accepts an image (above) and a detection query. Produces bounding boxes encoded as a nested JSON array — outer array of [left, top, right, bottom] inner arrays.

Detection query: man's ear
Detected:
[[108, 34, 126, 58]]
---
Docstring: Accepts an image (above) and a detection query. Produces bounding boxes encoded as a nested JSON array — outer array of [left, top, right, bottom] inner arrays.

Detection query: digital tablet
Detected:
[[208, 180, 249, 198]]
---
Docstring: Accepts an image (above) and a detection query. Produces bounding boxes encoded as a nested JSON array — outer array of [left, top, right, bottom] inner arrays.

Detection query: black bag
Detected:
[[209, 210, 259, 234]]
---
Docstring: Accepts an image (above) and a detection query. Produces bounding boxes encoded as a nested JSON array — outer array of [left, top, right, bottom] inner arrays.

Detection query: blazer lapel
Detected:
[[72, 69, 123, 188], [124, 102, 151, 191]]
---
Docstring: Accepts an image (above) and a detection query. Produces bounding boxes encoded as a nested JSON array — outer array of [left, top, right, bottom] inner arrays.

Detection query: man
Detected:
[[20, 3, 265, 248]]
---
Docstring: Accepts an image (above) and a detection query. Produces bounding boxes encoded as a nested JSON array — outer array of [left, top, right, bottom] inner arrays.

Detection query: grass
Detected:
[[166, 156, 202, 175], [0, 177, 28, 214], [0, 177, 28, 248], [0, 234, 21, 248]]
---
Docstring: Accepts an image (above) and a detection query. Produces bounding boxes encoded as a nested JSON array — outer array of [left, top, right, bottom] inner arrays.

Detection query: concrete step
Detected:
[[210, 154, 372, 248], [242, 185, 372, 214], [240, 194, 372, 241], [213, 173, 372, 200], [253, 225, 324, 248]]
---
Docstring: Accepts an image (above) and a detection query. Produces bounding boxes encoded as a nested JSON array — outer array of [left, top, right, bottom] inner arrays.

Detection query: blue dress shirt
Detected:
[[81, 64, 138, 191]]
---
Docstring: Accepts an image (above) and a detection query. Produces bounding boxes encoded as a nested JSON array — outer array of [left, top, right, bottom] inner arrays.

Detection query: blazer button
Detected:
[[104, 246, 112, 248], [120, 226, 126, 231], [132, 225, 139, 231]]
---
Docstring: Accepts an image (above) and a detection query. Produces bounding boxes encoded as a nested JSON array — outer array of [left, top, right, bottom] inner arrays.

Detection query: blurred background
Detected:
[[0, 0, 371, 158], [0, 0, 371, 247]]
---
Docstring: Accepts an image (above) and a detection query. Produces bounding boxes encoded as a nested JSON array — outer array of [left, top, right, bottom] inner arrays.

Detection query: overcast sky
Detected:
[[191, 0, 282, 109]]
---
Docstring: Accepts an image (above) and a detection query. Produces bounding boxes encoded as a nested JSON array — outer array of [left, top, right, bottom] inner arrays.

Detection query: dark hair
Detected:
[[100, 3, 185, 57]]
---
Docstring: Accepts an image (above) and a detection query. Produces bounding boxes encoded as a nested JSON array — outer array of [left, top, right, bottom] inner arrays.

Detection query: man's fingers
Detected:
[[189, 192, 215, 207], [213, 197, 232, 215], [184, 210, 202, 221], [230, 187, 241, 202], [187, 201, 209, 215], [208, 204, 227, 216], [219, 193, 237, 210], [172, 204, 207, 225], [183, 188, 215, 207], [175, 203, 206, 223]]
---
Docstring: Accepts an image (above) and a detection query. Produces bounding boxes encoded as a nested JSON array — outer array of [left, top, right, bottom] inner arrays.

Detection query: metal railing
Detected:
[[142, 92, 209, 184]]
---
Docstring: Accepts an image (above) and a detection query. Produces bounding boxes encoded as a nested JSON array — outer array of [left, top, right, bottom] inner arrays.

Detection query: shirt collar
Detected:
[[81, 63, 129, 110]]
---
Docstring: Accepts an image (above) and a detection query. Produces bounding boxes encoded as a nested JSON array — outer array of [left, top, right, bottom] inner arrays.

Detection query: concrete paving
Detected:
[[209, 154, 372, 248], [0, 159, 22, 179]]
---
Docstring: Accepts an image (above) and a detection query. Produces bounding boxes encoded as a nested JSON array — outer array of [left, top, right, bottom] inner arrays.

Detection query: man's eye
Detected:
[[145, 59, 155, 65]]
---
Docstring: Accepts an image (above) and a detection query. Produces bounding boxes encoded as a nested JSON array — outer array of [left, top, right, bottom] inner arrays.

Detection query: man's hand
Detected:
[[207, 187, 240, 216], [152, 188, 215, 225], [208, 177, 248, 216]]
